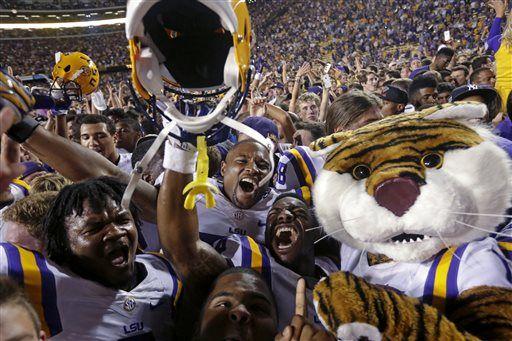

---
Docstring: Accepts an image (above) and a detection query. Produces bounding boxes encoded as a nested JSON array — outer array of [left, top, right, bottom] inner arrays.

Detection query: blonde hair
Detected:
[[30, 173, 72, 194], [2, 191, 58, 240], [298, 92, 321, 107], [503, 11, 512, 48]]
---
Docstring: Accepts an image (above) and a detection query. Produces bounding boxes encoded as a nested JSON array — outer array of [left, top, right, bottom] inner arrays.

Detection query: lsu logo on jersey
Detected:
[[229, 227, 247, 236]]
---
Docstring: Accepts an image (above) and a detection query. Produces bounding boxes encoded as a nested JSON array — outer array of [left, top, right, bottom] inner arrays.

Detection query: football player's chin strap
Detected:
[[121, 93, 275, 211]]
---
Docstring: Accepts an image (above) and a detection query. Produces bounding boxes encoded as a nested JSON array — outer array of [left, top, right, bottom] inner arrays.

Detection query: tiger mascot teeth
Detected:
[[311, 103, 512, 340]]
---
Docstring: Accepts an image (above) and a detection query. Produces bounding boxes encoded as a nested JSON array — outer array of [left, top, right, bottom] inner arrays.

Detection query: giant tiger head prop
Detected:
[[312, 102, 512, 262]]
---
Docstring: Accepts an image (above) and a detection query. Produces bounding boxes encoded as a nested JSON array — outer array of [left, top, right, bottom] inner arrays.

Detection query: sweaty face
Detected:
[[0, 304, 43, 341], [266, 197, 311, 266], [416, 88, 438, 108], [64, 198, 138, 290], [115, 122, 140, 153], [473, 70, 496, 88], [451, 70, 467, 87], [298, 100, 320, 121], [80, 123, 117, 162], [221, 142, 271, 209], [199, 272, 277, 341]]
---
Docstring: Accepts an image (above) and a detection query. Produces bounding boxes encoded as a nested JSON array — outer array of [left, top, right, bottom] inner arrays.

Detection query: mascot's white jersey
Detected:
[[276, 146, 325, 204], [196, 179, 279, 245], [339, 237, 512, 308], [0, 243, 181, 340], [213, 234, 335, 330]]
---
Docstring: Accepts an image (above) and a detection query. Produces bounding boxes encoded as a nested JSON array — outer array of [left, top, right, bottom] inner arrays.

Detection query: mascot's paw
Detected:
[[336, 322, 382, 341]]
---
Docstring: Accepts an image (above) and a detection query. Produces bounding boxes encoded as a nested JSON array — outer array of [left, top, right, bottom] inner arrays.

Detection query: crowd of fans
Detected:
[[0, 0, 512, 339]]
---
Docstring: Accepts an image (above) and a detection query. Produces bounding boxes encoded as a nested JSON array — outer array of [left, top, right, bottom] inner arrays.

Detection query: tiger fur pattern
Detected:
[[311, 102, 512, 340]]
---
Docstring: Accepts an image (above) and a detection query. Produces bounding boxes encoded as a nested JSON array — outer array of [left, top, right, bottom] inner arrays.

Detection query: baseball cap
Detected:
[[242, 116, 278, 139], [450, 84, 498, 106], [380, 85, 408, 104]]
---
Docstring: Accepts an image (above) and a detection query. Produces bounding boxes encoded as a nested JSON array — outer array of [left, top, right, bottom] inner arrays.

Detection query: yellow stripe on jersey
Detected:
[[12, 178, 31, 190], [174, 280, 183, 307], [247, 237, 263, 271], [290, 149, 314, 188], [431, 249, 452, 311], [299, 186, 312, 205], [16, 245, 51, 336], [499, 241, 512, 252]]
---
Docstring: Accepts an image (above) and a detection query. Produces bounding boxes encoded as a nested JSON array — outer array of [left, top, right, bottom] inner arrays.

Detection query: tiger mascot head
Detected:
[[311, 102, 512, 262]]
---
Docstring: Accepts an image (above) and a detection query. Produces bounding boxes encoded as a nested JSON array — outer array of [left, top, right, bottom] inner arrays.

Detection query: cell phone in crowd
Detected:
[[443, 30, 451, 42]]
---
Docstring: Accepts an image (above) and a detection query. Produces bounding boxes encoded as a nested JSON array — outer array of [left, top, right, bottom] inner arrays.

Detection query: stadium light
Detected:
[[0, 17, 125, 29]]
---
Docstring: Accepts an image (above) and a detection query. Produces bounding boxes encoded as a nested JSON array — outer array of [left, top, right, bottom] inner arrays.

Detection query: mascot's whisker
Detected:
[[305, 226, 323, 232], [313, 217, 362, 243], [454, 220, 512, 238], [435, 230, 462, 262], [314, 228, 345, 244], [447, 211, 512, 219]]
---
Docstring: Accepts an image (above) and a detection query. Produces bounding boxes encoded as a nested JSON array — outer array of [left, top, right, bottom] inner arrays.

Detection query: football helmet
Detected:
[[122, 0, 275, 211], [125, 0, 253, 135], [51, 52, 99, 102]]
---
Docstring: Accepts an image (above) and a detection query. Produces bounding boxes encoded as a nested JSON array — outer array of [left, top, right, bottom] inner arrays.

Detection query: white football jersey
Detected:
[[117, 152, 133, 174], [196, 179, 279, 245], [0, 243, 181, 340], [214, 235, 334, 330], [339, 237, 512, 311], [276, 146, 325, 204], [137, 220, 161, 252]]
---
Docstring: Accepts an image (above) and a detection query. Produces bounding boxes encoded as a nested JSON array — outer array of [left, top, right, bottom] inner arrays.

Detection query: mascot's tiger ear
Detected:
[[420, 101, 488, 121], [310, 130, 353, 152]]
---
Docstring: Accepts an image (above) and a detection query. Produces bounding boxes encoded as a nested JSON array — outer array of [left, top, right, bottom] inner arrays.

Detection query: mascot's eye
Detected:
[[421, 153, 443, 169], [352, 165, 371, 180]]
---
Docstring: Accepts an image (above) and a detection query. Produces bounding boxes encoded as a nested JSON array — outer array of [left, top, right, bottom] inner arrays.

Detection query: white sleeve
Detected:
[[0, 244, 9, 275], [276, 152, 301, 191], [458, 238, 512, 293]]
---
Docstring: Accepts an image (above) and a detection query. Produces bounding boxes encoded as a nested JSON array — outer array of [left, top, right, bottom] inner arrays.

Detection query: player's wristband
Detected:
[[6, 116, 40, 143], [163, 140, 197, 174]]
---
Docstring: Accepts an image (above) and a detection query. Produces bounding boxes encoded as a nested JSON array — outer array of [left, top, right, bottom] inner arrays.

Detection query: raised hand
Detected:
[[296, 62, 312, 79], [275, 278, 335, 341], [488, 0, 507, 17], [0, 107, 25, 191], [249, 97, 267, 117]]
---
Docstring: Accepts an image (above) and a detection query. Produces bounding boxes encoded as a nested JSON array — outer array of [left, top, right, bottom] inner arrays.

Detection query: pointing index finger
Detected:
[[295, 277, 307, 317]]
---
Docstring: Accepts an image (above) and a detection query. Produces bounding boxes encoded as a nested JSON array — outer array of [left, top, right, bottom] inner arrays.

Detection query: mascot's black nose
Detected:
[[374, 177, 420, 217]]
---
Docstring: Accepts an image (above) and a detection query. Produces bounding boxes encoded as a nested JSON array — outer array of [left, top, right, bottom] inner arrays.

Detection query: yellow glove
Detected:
[[183, 136, 219, 210]]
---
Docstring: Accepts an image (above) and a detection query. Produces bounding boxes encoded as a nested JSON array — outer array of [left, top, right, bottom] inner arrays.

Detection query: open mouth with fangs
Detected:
[[387, 233, 431, 245], [273, 224, 299, 252]]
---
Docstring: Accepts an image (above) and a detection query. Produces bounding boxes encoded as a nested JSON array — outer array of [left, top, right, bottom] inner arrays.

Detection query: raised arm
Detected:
[[290, 62, 311, 114], [157, 140, 228, 283], [487, 0, 507, 53], [22, 124, 158, 222]]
